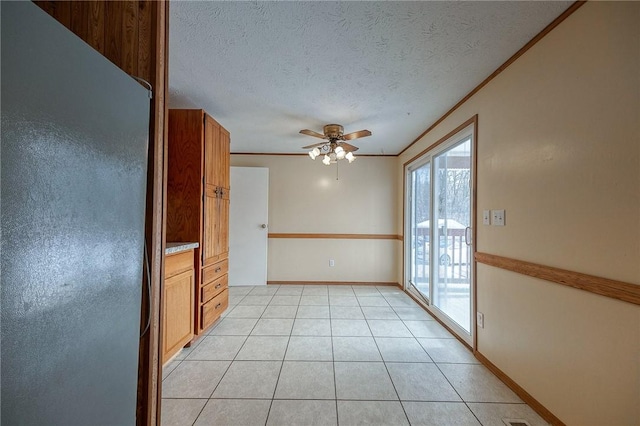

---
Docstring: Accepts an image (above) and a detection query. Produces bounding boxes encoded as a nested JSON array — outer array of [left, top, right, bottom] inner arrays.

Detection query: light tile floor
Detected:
[[162, 285, 549, 426]]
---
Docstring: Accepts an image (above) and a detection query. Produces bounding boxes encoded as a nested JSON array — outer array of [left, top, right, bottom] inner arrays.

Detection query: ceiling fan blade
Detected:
[[300, 129, 327, 139], [339, 142, 359, 152], [302, 142, 327, 150], [342, 129, 371, 140]]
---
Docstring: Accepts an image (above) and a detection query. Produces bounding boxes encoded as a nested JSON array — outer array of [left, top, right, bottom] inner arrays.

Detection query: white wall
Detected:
[[398, 2, 639, 424], [231, 155, 399, 283]]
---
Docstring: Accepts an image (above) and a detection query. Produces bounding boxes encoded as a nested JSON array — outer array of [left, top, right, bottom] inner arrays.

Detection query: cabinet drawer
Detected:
[[202, 274, 228, 303], [202, 258, 228, 285], [165, 250, 194, 278], [201, 289, 228, 331]]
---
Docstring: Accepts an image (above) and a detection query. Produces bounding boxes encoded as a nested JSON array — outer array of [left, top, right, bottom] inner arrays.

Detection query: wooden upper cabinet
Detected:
[[219, 127, 231, 189], [166, 110, 205, 243], [167, 109, 230, 251], [204, 114, 230, 190], [204, 115, 219, 187], [200, 113, 230, 266]]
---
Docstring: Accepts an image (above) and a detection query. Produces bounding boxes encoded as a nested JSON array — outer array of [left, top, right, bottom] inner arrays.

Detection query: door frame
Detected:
[[402, 115, 478, 349]]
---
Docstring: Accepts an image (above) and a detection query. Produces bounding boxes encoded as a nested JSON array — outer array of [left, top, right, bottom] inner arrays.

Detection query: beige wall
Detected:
[[231, 155, 399, 283], [398, 2, 639, 425]]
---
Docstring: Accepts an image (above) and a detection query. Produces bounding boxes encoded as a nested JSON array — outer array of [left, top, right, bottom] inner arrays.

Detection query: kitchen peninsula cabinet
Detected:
[[167, 109, 230, 338]]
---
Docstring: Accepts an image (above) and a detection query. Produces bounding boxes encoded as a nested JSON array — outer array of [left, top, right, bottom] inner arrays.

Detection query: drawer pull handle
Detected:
[[215, 267, 221, 273], [215, 283, 222, 289], [215, 303, 222, 309]]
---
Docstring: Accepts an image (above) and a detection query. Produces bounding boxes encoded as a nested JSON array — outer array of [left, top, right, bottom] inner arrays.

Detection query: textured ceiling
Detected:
[[169, 1, 572, 155]]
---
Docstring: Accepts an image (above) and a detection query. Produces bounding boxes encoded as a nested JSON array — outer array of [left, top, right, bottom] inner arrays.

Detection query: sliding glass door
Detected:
[[405, 124, 474, 343]]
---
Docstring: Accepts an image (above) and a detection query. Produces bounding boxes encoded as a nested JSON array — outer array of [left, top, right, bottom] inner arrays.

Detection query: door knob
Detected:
[[261, 224, 267, 229]]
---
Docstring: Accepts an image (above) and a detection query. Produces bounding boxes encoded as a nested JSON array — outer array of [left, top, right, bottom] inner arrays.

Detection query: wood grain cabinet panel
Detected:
[[219, 128, 231, 189], [201, 289, 228, 331], [202, 258, 229, 286], [217, 192, 230, 259], [165, 250, 194, 278], [202, 275, 228, 304], [167, 109, 230, 337], [162, 254, 194, 364], [202, 187, 219, 268]]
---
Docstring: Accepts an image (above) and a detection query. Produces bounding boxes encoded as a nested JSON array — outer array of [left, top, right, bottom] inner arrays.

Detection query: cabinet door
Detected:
[[163, 269, 194, 363], [167, 109, 205, 243], [202, 185, 218, 267], [219, 127, 230, 189], [203, 189, 228, 265], [217, 189, 230, 259], [204, 114, 219, 187], [204, 113, 228, 189], [202, 114, 220, 266]]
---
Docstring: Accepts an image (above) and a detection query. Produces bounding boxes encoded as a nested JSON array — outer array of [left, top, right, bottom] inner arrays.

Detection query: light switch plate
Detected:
[[492, 210, 505, 226], [483, 210, 491, 225]]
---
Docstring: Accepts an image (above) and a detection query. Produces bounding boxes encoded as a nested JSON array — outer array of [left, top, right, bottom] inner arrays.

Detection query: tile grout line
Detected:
[[390, 302, 436, 364], [382, 286, 440, 425], [330, 285, 371, 424], [170, 286, 537, 424], [221, 285, 277, 425], [387, 287, 481, 422], [361, 299, 413, 426], [332, 287, 339, 426], [186, 290, 250, 426], [162, 310, 211, 381], [408, 294, 483, 422], [431, 359, 482, 423], [192, 288, 271, 424], [263, 288, 300, 426], [386, 290, 458, 352]]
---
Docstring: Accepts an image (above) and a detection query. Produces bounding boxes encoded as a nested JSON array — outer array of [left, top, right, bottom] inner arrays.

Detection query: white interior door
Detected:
[[229, 167, 269, 286]]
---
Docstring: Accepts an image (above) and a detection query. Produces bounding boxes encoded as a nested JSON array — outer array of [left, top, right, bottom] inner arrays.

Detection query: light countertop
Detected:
[[165, 242, 199, 255]]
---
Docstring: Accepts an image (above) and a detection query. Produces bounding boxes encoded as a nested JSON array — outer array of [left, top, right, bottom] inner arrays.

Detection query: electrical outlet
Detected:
[[477, 312, 484, 328], [492, 209, 505, 226], [329, 259, 335, 267], [483, 210, 491, 225]]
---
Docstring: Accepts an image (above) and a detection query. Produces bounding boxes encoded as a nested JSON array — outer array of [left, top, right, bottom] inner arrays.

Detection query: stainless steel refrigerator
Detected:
[[1, 2, 150, 424]]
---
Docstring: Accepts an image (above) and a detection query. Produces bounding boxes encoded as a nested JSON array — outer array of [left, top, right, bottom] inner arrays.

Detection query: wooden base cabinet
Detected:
[[162, 250, 195, 364], [167, 109, 230, 338]]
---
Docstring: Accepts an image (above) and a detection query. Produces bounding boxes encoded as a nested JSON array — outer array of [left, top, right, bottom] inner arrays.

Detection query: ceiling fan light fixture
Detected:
[[309, 147, 320, 160], [300, 124, 370, 166]]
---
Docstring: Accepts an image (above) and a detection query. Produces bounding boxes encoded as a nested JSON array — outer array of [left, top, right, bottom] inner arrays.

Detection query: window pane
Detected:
[[410, 162, 430, 298], [432, 137, 472, 332]]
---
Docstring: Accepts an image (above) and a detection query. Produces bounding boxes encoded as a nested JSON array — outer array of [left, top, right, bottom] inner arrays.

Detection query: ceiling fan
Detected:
[[300, 124, 372, 165]]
